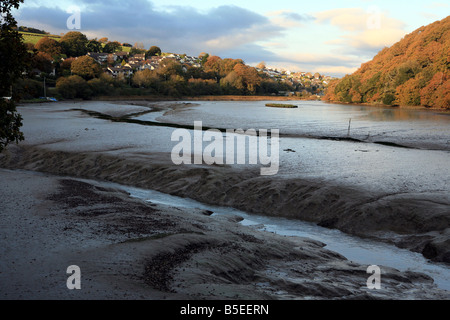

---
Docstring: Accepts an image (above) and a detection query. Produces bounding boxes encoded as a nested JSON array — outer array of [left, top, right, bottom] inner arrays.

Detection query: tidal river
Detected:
[[133, 100, 450, 289], [5, 100, 450, 291], [146, 100, 450, 195], [111, 182, 450, 291]]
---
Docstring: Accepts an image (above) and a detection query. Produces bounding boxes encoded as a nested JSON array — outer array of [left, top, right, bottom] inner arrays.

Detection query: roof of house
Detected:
[[87, 52, 108, 57], [108, 66, 132, 72]]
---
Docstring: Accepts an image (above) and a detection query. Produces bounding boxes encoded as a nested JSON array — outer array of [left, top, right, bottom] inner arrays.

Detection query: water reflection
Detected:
[[361, 107, 449, 122], [156, 101, 450, 151]]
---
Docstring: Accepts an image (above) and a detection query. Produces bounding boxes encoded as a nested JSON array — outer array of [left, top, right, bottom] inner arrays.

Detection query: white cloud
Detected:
[[315, 65, 358, 76], [16, 1, 284, 60], [204, 22, 280, 51], [426, 2, 450, 8], [346, 27, 407, 50], [281, 52, 360, 67], [266, 10, 314, 28], [316, 7, 407, 53], [264, 51, 362, 76]]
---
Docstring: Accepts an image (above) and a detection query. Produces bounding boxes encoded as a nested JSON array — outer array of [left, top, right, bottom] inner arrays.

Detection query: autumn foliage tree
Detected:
[[103, 41, 122, 53], [31, 51, 53, 74], [157, 59, 185, 79], [146, 46, 161, 58], [70, 56, 101, 80], [132, 69, 160, 88], [58, 57, 75, 76], [420, 72, 449, 108], [232, 63, 262, 94], [35, 36, 62, 58], [324, 15, 450, 109], [60, 31, 88, 57], [187, 78, 221, 95], [86, 39, 102, 53], [203, 55, 244, 78], [56, 75, 91, 99]]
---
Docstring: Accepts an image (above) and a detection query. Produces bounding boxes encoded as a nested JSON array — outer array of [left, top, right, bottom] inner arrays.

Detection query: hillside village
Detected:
[[84, 50, 334, 96], [256, 67, 336, 96], [17, 28, 336, 100], [87, 52, 202, 78]]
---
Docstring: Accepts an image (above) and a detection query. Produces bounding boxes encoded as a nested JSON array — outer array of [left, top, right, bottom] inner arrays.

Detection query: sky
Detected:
[[13, 0, 450, 77]]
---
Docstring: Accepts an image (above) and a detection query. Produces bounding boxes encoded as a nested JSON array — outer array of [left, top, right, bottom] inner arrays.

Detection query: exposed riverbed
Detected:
[[0, 100, 448, 299]]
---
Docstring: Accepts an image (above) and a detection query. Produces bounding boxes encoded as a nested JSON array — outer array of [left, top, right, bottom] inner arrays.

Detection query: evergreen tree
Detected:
[[0, 0, 29, 152]]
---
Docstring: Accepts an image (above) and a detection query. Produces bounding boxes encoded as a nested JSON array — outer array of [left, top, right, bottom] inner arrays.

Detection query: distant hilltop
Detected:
[[324, 16, 450, 109]]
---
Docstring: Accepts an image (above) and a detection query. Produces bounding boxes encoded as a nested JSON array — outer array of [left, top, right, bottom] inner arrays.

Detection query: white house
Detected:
[[107, 66, 133, 77]]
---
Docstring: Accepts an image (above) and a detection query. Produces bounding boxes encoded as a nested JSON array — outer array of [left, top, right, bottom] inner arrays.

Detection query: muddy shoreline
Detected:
[[1, 142, 448, 264], [0, 100, 449, 299], [0, 168, 448, 299], [2, 101, 450, 263]]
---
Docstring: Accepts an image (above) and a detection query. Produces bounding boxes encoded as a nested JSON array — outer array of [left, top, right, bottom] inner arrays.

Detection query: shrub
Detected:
[[382, 93, 396, 106], [56, 75, 92, 99]]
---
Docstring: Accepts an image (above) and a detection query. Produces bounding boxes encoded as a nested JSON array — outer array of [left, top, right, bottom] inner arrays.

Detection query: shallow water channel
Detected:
[[100, 181, 450, 292]]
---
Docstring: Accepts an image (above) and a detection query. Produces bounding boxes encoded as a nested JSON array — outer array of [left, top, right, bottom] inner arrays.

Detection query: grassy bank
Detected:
[[19, 31, 61, 45], [19, 31, 131, 52]]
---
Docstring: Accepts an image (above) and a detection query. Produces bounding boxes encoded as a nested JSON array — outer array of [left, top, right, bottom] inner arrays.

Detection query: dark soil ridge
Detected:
[[1, 145, 449, 263]]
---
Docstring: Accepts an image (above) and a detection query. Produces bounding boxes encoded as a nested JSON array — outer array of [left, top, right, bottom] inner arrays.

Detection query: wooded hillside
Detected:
[[324, 16, 450, 109]]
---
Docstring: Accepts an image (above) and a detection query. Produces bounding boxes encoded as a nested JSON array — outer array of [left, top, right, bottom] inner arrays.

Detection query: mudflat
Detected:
[[0, 169, 447, 299], [0, 101, 448, 299]]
